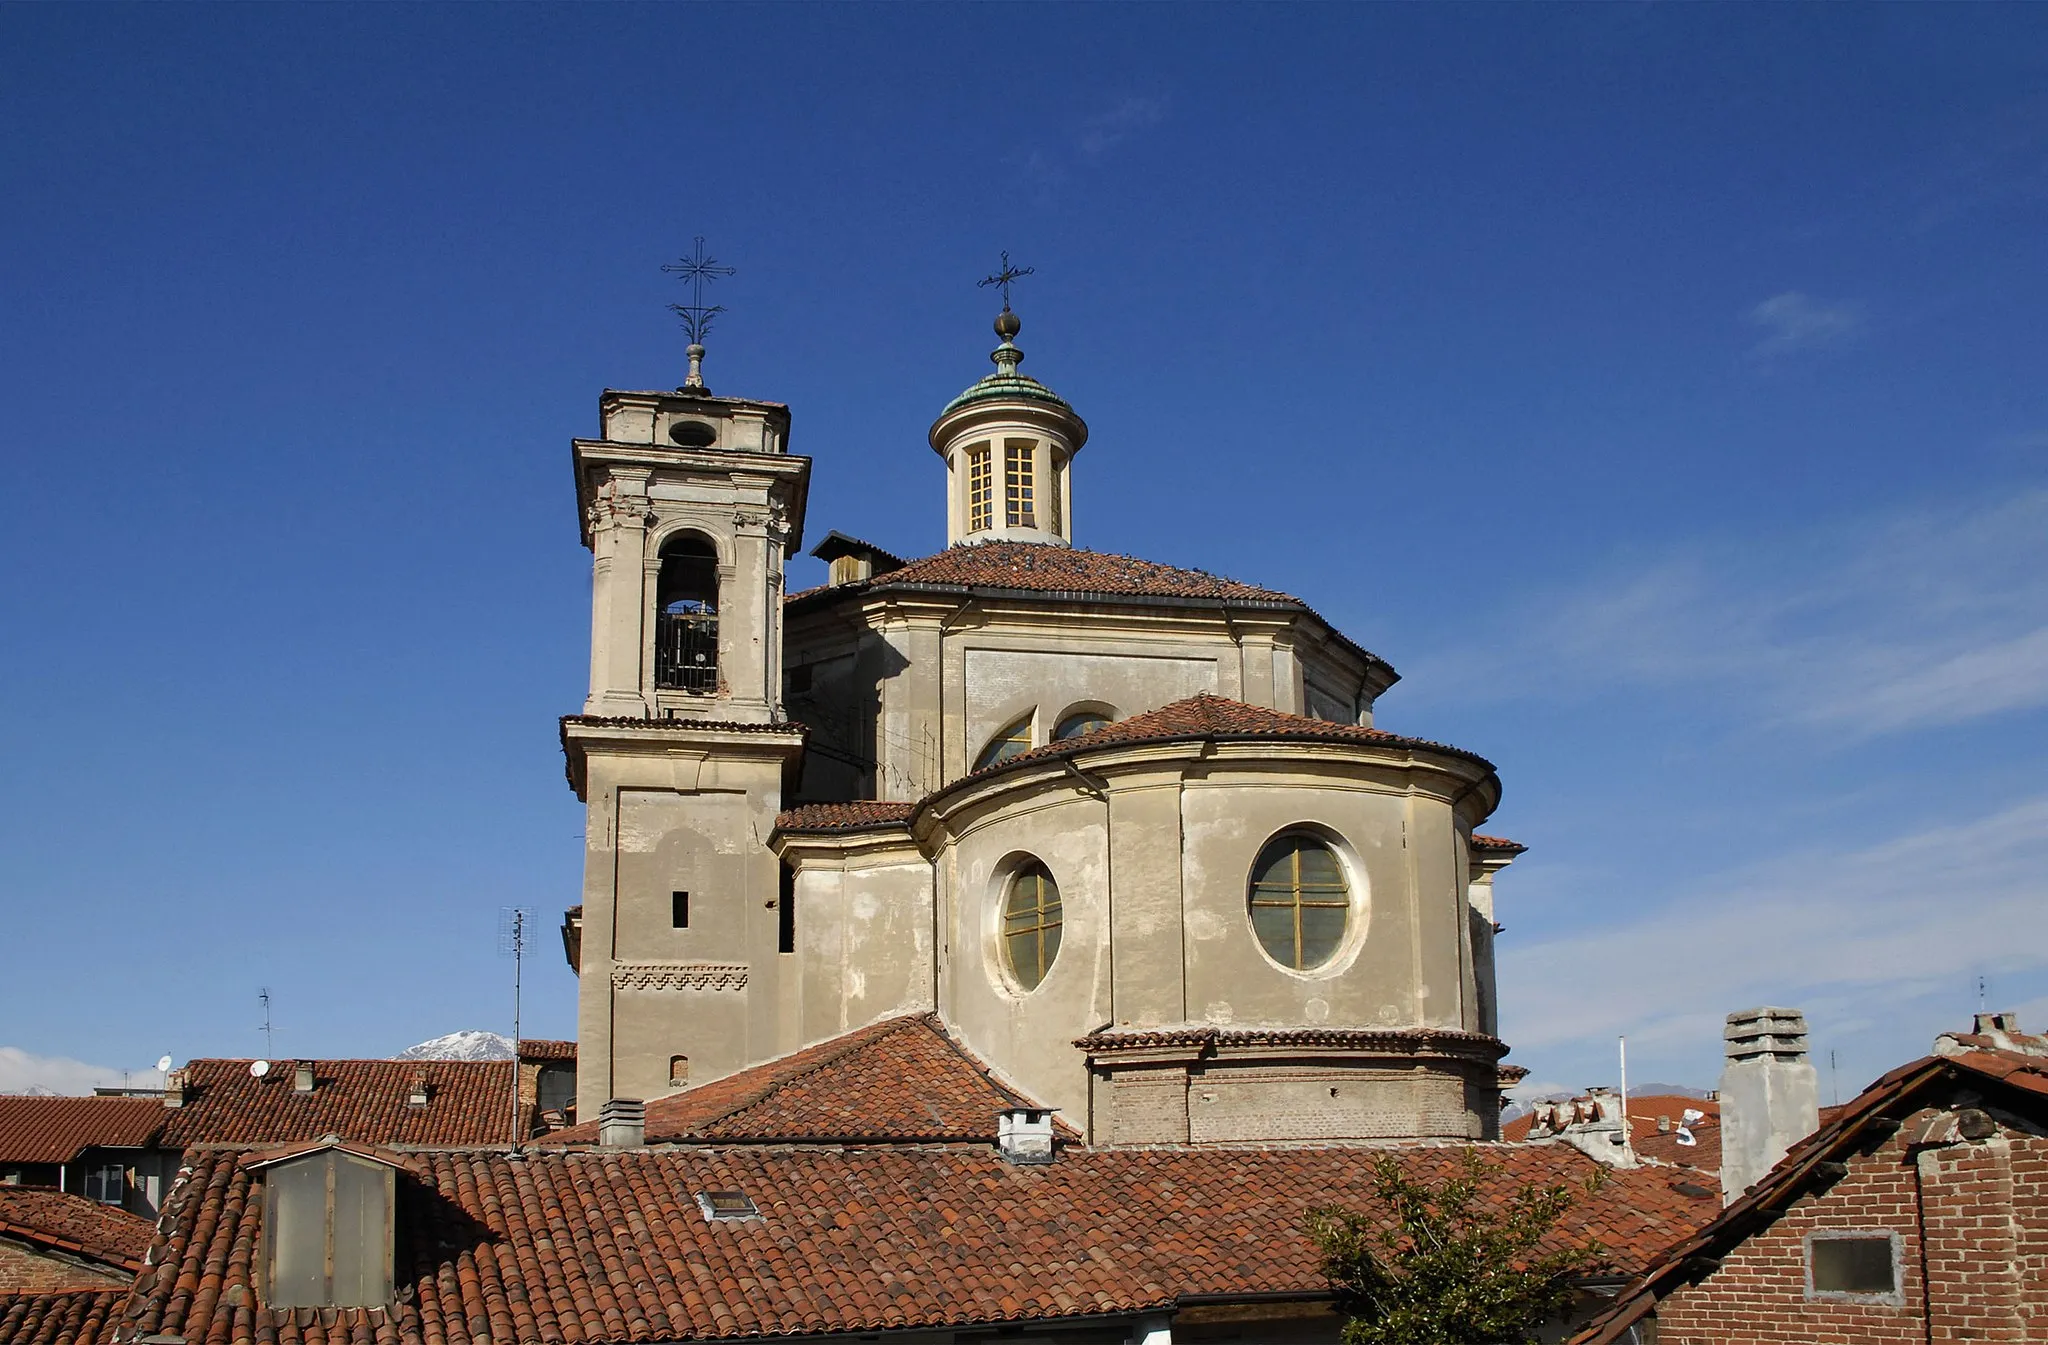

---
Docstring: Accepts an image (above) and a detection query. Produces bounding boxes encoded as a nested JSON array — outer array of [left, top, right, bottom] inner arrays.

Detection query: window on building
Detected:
[[1808, 1232, 1899, 1300], [1053, 710, 1111, 741], [672, 891, 690, 928], [777, 864, 796, 954], [669, 1055, 690, 1088], [1002, 862, 1063, 991], [261, 1148, 395, 1309], [535, 1063, 575, 1115], [655, 534, 719, 692], [1004, 440, 1035, 527], [1049, 460, 1063, 535], [82, 1163, 124, 1205], [1248, 833, 1350, 970], [966, 443, 994, 532], [975, 716, 1034, 770]]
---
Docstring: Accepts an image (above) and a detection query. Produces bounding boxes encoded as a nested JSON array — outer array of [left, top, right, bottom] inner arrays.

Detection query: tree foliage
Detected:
[[1307, 1151, 1605, 1345]]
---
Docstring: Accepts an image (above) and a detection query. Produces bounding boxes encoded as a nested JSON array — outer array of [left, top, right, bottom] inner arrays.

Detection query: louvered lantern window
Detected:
[[966, 444, 994, 532], [1248, 833, 1350, 970], [262, 1148, 395, 1309], [1003, 862, 1063, 991], [1004, 440, 1036, 527]]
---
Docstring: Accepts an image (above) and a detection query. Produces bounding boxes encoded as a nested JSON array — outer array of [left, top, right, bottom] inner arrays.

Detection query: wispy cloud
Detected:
[[0, 1045, 162, 1096], [1411, 490, 2048, 739], [1746, 290, 1863, 358], [1499, 795, 2048, 1067], [1079, 96, 1169, 159]]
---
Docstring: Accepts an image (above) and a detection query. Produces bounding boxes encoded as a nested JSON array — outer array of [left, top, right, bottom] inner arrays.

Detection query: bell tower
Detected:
[[561, 297, 812, 1116]]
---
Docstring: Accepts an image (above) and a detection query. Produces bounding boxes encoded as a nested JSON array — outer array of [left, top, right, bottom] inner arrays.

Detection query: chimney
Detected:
[[1529, 1087, 1638, 1167], [996, 1107, 1056, 1164], [162, 1069, 186, 1109], [598, 1098, 645, 1148], [407, 1076, 431, 1108], [1719, 1007, 1819, 1204], [293, 1061, 316, 1094]]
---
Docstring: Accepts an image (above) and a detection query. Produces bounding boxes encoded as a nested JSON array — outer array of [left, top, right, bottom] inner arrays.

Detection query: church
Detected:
[[558, 288, 1525, 1146]]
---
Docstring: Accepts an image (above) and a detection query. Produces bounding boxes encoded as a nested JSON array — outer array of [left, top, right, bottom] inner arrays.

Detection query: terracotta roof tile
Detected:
[[129, 1141, 1716, 1345], [159, 1058, 524, 1148], [963, 694, 1495, 784], [773, 800, 917, 833], [1505, 1095, 1721, 1174], [550, 1015, 1027, 1145], [517, 1039, 578, 1063], [1471, 834, 1527, 854], [0, 1290, 126, 1345], [0, 1098, 164, 1166], [0, 1189, 153, 1271]]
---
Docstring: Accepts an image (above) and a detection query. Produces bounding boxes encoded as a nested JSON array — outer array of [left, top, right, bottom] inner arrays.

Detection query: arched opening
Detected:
[[975, 715, 1034, 770], [655, 534, 719, 692], [1002, 861, 1062, 992], [669, 1055, 690, 1088], [1248, 831, 1351, 971], [1053, 707, 1113, 741]]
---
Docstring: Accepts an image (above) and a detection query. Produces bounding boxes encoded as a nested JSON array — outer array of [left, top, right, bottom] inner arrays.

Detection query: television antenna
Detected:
[[258, 987, 277, 1057], [498, 907, 534, 1148]]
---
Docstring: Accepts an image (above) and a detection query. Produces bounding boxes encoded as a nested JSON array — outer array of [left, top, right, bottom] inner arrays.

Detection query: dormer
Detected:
[[930, 308, 1087, 547], [249, 1140, 401, 1309], [810, 530, 906, 587]]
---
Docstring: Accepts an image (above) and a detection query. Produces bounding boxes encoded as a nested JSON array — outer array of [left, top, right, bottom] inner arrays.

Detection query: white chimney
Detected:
[[996, 1107, 1055, 1164], [598, 1098, 645, 1148], [1720, 1007, 1819, 1204], [293, 1061, 316, 1094], [162, 1069, 187, 1109]]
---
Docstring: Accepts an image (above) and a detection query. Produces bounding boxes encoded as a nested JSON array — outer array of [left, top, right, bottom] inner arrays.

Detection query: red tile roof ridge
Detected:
[[954, 694, 1495, 788], [1471, 833, 1527, 853], [0, 1096, 167, 1166], [774, 799, 918, 833]]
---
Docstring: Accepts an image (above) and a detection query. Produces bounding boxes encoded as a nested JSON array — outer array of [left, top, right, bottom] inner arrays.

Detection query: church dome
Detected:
[[940, 369, 1075, 418]]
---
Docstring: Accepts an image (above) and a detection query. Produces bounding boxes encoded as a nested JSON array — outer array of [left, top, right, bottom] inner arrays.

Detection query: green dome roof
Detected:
[[940, 372, 1074, 417]]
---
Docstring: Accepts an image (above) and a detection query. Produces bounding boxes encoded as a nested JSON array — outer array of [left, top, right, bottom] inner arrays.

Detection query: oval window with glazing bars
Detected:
[[1248, 833, 1349, 970], [1003, 861, 1063, 991]]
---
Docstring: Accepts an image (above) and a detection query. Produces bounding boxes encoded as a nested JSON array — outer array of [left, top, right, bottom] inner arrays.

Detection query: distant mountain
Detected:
[[394, 1030, 514, 1062]]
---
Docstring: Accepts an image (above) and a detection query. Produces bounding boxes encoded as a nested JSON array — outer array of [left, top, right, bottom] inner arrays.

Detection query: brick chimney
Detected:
[[598, 1098, 645, 1148], [1719, 1007, 1818, 1204]]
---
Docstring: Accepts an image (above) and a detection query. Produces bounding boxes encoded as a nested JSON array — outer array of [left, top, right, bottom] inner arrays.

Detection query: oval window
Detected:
[[975, 716, 1034, 770], [1002, 862, 1063, 991], [1248, 833, 1349, 970], [1053, 711, 1112, 741]]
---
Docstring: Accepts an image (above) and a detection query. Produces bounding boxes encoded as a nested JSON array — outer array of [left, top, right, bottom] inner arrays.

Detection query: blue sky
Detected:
[[3, 5, 2045, 1102]]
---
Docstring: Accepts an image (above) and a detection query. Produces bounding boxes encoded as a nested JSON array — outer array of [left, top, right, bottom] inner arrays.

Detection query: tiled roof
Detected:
[[961, 694, 1496, 785], [1471, 834, 1527, 854], [1504, 1094, 1720, 1173], [516, 1040, 577, 1063], [0, 1290, 126, 1345], [128, 1141, 1717, 1345], [0, 1189, 153, 1272], [846, 541, 1301, 604], [550, 1015, 1028, 1146], [773, 800, 917, 834], [1570, 1047, 2048, 1344], [159, 1058, 523, 1148], [0, 1098, 164, 1166]]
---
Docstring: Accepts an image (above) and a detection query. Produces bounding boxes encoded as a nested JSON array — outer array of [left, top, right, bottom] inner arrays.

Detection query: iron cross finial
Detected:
[[662, 236, 736, 345], [977, 251, 1035, 312]]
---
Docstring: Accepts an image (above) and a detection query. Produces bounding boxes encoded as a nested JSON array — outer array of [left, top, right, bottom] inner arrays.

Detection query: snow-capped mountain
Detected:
[[393, 1030, 514, 1062]]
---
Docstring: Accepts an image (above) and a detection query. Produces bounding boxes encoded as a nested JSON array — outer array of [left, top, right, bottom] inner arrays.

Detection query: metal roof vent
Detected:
[[996, 1107, 1056, 1164], [695, 1190, 760, 1221], [598, 1097, 644, 1148], [293, 1061, 316, 1094]]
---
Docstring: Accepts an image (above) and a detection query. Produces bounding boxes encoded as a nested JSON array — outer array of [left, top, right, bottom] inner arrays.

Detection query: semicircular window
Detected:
[[1002, 861, 1063, 991], [1053, 710, 1112, 741], [975, 716, 1034, 770], [1248, 833, 1350, 970]]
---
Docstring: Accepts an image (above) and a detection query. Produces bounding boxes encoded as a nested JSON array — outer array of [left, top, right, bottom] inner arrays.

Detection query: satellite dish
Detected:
[[156, 1055, 174, 1074], [250, 1059, 272, 1078]]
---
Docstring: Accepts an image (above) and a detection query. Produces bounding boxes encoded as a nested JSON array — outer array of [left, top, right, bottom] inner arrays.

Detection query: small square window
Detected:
[[695, 1190, 759, 1220], [1807, 1231, 1900, 1303], [82, 1163, 124, 1205], [672, 891, 689, 928]]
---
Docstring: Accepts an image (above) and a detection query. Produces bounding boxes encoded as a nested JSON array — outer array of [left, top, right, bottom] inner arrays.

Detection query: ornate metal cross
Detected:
[[662, 237, 736, 344], [978, 251, 1035, 312]]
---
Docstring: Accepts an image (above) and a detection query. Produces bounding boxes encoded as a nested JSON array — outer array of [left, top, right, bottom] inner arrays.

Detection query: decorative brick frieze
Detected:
[[610, 962, 750, 993]]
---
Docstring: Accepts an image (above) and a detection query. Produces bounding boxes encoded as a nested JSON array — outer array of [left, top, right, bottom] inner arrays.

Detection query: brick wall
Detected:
[[0, 1240, 128, 1292], [1653, 1103, 2045, 1344]]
